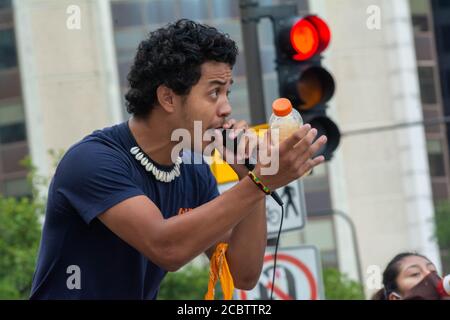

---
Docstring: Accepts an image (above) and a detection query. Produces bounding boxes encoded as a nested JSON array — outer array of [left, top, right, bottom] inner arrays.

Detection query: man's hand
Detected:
[[214, 120, 327, 186], [255, 124, 327, 190], [213, 119, 255, 179]]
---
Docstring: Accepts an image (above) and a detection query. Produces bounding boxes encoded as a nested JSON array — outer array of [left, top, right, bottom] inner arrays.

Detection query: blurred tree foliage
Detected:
[[158, 264, 212, 300], [435, 200, 450, 274], [0, 150, 64, 299], [0, 157, 45, 299], [0, 197, 43, 299], [323, 268, 365, 300]]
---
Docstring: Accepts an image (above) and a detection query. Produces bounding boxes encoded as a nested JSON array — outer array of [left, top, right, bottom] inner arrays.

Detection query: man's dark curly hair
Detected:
[[125, 19, 238, 117]]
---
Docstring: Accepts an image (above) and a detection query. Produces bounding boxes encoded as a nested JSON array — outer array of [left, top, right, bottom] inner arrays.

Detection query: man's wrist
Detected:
[[230, 164, 250, 180], [240, 174, 267, 200], [247, 171, 272, 195]]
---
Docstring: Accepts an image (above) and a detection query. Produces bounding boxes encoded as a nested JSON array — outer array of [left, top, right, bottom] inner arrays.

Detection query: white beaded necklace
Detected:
[[130, 146, 182, 183]]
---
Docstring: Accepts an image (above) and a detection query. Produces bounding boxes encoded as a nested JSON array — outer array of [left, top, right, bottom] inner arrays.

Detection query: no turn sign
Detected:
[[236, 246, 324, 300]]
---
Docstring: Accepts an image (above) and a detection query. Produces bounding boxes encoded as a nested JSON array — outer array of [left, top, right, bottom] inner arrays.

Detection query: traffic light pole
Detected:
[[239, 0, 297, 125], [239, 0, 267, 124]]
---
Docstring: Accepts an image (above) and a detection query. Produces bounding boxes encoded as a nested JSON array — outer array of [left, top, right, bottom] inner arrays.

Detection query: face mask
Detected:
[[402, 272, 450, 300]]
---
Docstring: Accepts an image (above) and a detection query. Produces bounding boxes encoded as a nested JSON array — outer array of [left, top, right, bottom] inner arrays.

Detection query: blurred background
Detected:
[[0, 0, 449, 299]]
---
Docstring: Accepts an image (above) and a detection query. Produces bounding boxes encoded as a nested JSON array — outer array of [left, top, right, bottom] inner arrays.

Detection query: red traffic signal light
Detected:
[[285, 15, 331, 61], [275, 15, 335, 110], [274, 13, 340, 160]]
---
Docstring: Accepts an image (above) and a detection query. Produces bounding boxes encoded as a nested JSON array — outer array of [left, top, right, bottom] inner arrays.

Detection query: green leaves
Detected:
[[158, 264, 214, 300], [435, 200, 450, 249], [323, 268, 365, 300], [434, 200, 450, 274], [0, 196, 43, 299], [0, 151, 57, 299]]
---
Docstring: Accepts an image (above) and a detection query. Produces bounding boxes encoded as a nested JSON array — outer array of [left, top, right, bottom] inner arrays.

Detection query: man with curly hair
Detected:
[[30, 19, 327, 299]]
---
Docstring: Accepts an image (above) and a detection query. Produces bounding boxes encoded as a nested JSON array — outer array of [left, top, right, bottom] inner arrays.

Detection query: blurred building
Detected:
[[0, 0, 28, 198], [11, 0, 123, 185], [412, 0, 450, 205], [3, 0, 449, 297]]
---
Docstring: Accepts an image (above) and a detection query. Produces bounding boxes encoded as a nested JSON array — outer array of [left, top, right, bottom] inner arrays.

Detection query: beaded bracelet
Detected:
[[247, 171, 271, 195]]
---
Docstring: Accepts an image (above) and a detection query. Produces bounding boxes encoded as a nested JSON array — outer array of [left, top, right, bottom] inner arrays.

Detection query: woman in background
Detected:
[[372, 252, 444, 300]]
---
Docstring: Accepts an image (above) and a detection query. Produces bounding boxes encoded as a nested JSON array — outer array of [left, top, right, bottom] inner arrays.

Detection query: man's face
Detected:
[[176, 61, 233, 152]]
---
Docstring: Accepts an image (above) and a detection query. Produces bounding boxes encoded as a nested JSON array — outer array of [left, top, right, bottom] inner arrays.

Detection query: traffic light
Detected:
[[273, 15, 340, 160]]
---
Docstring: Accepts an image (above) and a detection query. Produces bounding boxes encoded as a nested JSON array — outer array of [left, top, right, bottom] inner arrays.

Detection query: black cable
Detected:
[[270, 204, 284, 300], [220, 127, 285, 299]]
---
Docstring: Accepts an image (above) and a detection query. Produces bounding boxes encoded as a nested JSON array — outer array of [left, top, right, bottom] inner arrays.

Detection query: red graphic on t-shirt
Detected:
[[177, 208, 192, 215]]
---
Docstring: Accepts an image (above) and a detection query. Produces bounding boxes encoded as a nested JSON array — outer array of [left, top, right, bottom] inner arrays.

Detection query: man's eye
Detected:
[[226, 90, 231, 97], [210, 89, 219, 98], [410, 273, 420, 277]]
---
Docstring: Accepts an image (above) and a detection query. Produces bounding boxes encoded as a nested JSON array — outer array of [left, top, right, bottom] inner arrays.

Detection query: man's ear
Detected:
[[156, 85, 176, 113]]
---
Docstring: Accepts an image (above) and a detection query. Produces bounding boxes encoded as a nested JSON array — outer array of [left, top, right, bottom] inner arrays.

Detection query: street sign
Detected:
[[217, 179, 307, 237], [235, 246, 324, 300]]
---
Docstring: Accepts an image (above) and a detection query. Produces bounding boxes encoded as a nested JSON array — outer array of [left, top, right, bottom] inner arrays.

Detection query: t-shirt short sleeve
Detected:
[[55, 140, 145, 224], [198, 163, 220, 205]]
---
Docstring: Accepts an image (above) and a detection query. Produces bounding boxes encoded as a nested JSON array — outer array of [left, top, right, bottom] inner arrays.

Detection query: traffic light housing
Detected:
[[273, 15, 340, 160]]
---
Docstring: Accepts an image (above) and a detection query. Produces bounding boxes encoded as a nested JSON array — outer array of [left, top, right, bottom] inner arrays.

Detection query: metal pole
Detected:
[[312, 209, 365, 298], [239, 0, 267, 124], [332, 210, 365, 298]]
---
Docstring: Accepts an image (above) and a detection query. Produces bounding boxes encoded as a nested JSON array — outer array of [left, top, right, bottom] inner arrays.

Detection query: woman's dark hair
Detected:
[[125, 19, 238, 117], [372, 252, 430, 300]]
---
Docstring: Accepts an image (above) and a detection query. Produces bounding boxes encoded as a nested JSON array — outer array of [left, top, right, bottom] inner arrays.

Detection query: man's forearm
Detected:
[[226, 197, 266, 289], [159, 176, 266, 269], [225, 166, 267, 289]]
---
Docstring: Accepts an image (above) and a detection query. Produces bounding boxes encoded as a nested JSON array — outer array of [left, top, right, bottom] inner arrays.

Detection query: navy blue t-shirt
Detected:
[[30, 121, 219, 299]]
